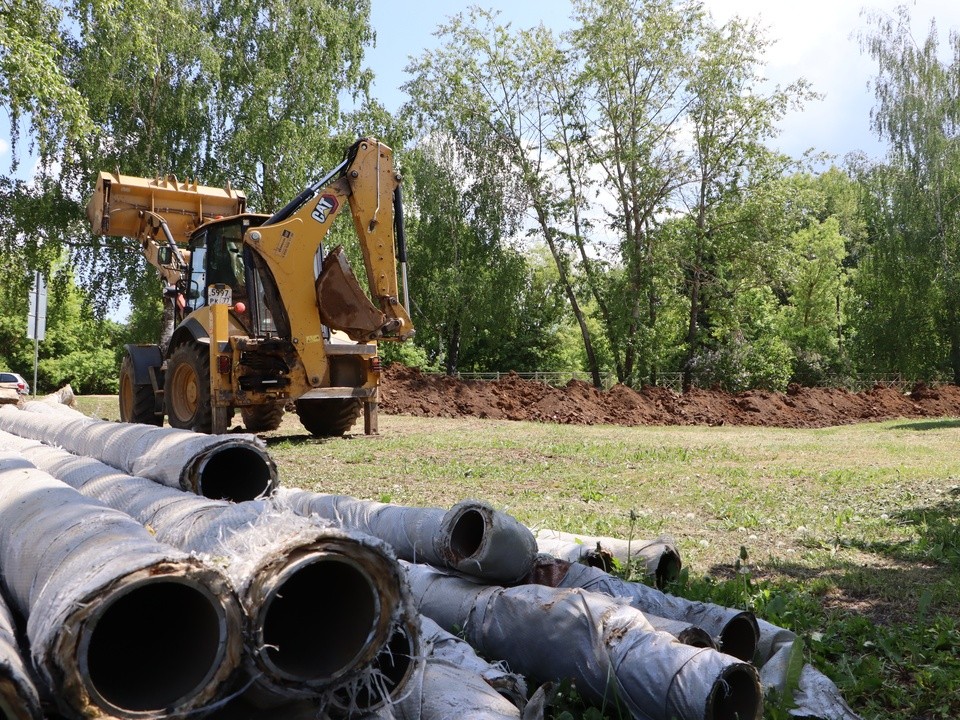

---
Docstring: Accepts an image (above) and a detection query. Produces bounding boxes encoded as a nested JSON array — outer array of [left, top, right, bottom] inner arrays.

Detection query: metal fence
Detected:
[[444, 371, 939, 393]]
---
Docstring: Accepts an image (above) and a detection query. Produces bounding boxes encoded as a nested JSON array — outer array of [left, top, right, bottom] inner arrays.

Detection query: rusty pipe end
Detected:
[[253, 540, 402, 690], [74, 567, 242, 718], [706, 662, 763, 720]]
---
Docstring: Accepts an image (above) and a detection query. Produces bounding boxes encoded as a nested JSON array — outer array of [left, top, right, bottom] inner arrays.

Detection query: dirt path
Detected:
[[380, 365, 960, 428]]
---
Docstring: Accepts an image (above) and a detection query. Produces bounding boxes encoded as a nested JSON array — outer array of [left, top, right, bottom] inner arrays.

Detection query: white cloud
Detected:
[[0, 137, 8, 156], [701, 0, 960, 161]]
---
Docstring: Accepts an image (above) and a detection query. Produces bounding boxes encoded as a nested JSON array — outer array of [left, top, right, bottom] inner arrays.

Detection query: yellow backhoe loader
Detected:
[[87, 138, 414, 436]]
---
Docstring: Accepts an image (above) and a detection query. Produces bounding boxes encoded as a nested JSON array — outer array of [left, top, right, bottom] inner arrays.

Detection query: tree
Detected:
[[2, 0, 377, 318], [854, 8, 960, 381], [679, 15, 814, 390], [403, 9, 605, 385], [569, 0, 703, 386], [402, 141, 564, 374]]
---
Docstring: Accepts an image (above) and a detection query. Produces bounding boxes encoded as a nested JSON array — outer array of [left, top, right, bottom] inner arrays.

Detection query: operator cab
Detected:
[[183, 214, 276, 336]]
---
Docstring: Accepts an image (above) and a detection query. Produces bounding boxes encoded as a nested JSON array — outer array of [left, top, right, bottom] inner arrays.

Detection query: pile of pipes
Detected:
[[0, 393, 861, 720]]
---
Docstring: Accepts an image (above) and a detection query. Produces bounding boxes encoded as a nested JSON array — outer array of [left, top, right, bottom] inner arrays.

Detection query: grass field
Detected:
[[74, 397, 960, 719]]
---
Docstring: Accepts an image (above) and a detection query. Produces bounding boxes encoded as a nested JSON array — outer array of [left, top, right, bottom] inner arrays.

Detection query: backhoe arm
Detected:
[[248, 138, 414, 347]]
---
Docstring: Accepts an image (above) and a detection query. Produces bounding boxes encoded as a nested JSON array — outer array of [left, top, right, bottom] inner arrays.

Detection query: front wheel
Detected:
[[165, 342, 212, 432], [295, 398, 362, 437], [119, 353, 161, 425]]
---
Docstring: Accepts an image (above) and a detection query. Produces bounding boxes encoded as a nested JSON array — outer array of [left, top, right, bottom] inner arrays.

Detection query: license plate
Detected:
[[208, 284, 233, 306]]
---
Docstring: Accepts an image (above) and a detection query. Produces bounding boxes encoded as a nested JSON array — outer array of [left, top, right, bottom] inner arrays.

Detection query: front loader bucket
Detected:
[[316, 246, 391, 341]]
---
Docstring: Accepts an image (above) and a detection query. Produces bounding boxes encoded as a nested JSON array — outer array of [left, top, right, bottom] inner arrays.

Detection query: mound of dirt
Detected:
[[380, 366, 960, 428]]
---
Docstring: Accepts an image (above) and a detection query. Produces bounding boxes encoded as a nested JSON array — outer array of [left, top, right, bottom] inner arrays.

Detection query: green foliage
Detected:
[[0, 0, 92, 167], [852, 8, 960, 382], [39, 347, 118, 393]]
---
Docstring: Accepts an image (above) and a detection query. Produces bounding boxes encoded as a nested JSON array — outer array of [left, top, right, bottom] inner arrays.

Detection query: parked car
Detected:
[[0, 372, 29, 395]]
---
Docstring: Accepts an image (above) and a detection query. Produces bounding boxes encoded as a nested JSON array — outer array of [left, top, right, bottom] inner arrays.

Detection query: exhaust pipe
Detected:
[[0, 452, 243, 718]]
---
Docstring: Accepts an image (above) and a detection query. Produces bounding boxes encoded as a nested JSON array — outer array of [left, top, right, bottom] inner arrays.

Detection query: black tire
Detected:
[[240, 403, 285, 432], [165, 342, 212, 432], [295, 398, 362, 437], [119, 353, 161, 425]]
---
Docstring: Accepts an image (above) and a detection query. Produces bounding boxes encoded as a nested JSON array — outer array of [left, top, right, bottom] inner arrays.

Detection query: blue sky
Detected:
[[3, 1, 959, 173], [365, 0, 960, 163]]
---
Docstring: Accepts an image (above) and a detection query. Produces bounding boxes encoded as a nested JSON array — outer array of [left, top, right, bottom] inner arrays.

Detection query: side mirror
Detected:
[[157, 246, 172, 265]]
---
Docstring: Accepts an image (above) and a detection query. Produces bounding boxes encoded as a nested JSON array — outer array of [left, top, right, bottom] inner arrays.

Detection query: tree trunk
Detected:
[[445, 320, 461, 376], [534, 208, 602, 388], [682, 250, 703, 393]]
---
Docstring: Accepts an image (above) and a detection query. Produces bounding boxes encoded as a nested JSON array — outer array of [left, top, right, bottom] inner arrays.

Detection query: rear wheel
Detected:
[[165, 342, 212, 432], [240, 403, 285, 432], [295, 398, 362, 437], [119, 353, 161, 425]]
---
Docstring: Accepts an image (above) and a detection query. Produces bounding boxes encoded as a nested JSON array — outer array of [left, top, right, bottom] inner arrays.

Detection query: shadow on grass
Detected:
[[702, 491, 960, 623], [888, 418, 960, 431]]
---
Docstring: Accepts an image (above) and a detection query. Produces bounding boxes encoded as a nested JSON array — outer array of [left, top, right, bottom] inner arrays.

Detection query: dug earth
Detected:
[[379, 365, 960, 428]]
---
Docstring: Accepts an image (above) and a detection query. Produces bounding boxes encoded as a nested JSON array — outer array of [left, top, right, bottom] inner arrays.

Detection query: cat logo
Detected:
[[311, 194, 339, 224]]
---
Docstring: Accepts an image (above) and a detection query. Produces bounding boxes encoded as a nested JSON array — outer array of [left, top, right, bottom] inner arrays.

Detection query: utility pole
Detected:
[[26, 271, 47, 396]]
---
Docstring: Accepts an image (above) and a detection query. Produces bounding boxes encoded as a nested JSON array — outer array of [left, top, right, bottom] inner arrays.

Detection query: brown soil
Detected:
[[380, 366, 960, 428]]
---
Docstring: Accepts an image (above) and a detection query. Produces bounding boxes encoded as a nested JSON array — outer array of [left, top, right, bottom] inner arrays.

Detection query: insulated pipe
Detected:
[[419, 615, 528, 708], [277, 489, 537, 584], [406, 564, 763, 720], [0, 403, 277, 500], [535, 529, 682, 586], [0, 588, 42, 720], [530, 557, 760, 663], [0, 431, 409, 707], [0, 453, 243, 719], [328, 611, 423, 717]]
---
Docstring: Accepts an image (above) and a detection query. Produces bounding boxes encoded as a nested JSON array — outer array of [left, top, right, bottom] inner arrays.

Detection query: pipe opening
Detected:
[[334, 622, 417, 712], [707, 665, 762, 720], [83, 581, 226, 713], [718, 613, 760, 662], [675, 626, 718, 650], [261, 557, 378, 681], [197, 445, 274, 501], [654, 549, 683, 588], [448, 508, 485, 560]]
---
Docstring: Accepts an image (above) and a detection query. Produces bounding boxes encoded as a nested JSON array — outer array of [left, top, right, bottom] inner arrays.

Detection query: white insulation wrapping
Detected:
[[405, 563, 763, 720], [535, 528, 682, 586], [364, 615, 542, 720], [0, 430, 420, 711], [277, 488, 538, 584], [0, 403, 277, 500], [532, 557, 760, 662], [0, 452, 244, 719], [534, 556, 862, 720], [0, 586, 42, 720]]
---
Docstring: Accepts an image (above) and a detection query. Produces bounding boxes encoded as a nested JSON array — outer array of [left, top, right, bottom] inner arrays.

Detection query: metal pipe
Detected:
[[0, 403, 277, 500], [277, 490, 537, 584], [530, 556, 760, 662], [535, 529, 682, 586], [0, 430, 409, 707], [0, 452, 243, 718], [0, 587, 42, 720], [405, 563, 763, 720]]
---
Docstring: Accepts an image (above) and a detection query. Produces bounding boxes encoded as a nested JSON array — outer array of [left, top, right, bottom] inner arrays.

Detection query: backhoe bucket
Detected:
[[316, 246, 391, 341], [87, 172, 246, 243]]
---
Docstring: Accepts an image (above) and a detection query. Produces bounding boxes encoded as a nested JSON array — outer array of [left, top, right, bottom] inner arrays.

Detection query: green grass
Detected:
[[73, 398, 960, 719]]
